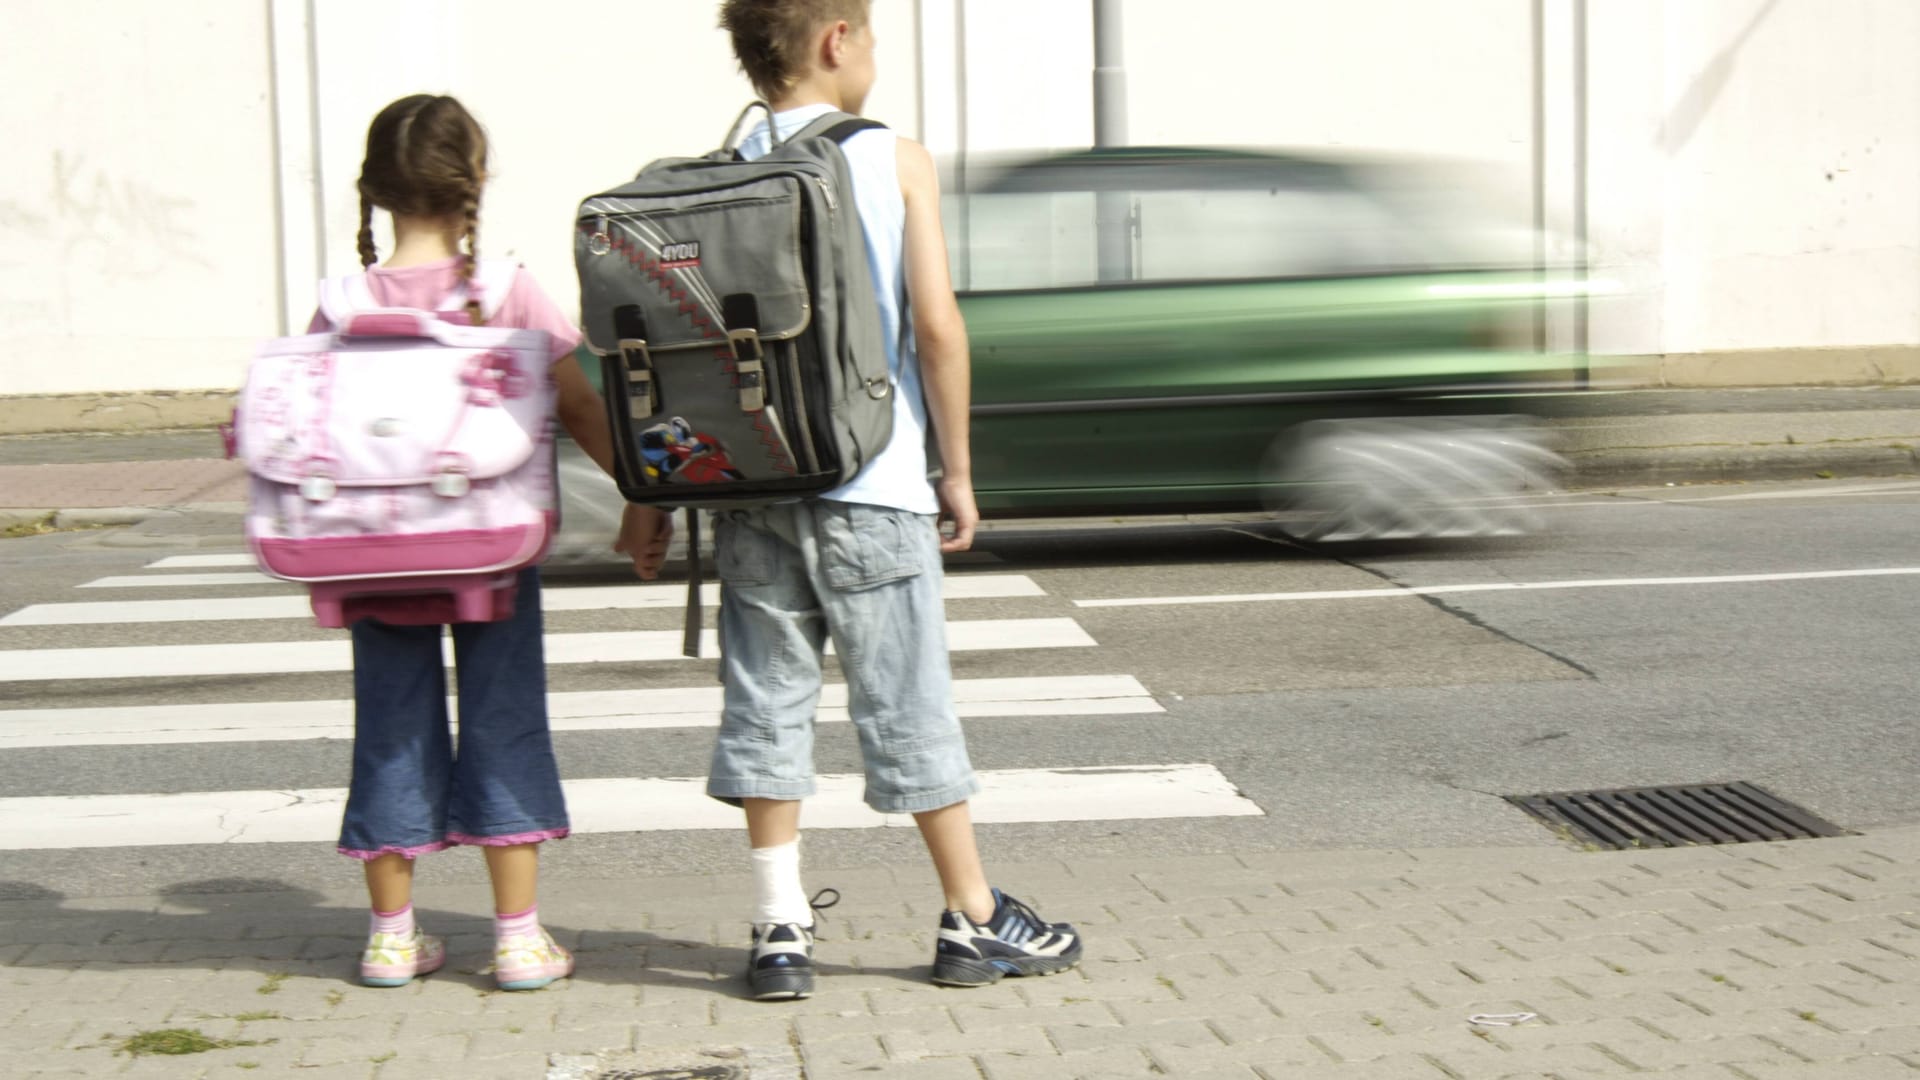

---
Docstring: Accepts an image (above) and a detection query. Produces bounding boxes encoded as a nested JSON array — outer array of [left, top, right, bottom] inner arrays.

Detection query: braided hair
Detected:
[[354, 95, 490, 323]]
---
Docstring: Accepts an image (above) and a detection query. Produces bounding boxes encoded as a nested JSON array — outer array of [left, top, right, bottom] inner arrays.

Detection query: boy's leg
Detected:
[[709, 506, 828, 807], [912, 802, 993, 922], [809, 500, 1082, 986], [709, 507, 832, 999]]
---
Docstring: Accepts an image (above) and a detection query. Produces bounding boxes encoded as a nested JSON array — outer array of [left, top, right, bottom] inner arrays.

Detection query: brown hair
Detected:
[[355, 94, 490, 322], [719, 0, 872, 101]]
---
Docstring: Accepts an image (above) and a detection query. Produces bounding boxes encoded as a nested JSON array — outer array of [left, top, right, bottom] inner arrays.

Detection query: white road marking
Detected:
[[0, 675, 1161, 748], [1076, 567, 1920, 609], [80, 572, 279, 589], [4, 575, 1047, 626], [0, 764, 1259, 849], [0, 618, 1097, 682], [145, 555, 257, 569]]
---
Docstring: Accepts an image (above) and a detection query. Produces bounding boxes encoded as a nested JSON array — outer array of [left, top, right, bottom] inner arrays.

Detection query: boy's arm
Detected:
[[897, 136, 978, 553], [553, 354, 674, 579]]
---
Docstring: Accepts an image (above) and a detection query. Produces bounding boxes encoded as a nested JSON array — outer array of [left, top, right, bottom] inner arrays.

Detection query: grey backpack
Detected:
[[575, 104, 897, 654], [575, 104, 894, 511]]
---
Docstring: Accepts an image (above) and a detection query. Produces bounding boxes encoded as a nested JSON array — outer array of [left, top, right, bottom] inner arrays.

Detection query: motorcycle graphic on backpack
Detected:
[[638, 416, 744, 485]]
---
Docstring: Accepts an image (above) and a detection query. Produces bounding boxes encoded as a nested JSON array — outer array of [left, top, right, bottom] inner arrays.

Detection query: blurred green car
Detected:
[[562, 147, 1583, 549], [951, 147, 1580, 536]]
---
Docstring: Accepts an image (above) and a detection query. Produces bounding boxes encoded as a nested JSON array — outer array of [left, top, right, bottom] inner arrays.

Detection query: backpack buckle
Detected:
[[727, 329, 765, 412], [619, 338, 657, 418]]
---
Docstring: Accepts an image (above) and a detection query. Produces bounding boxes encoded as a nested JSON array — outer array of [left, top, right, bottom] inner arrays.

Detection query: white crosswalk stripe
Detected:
[[3, 574, 1046, 626], [0, 766, 1256, 851], [1, 675, 1163, 748], [0, 556, 1262, 856], [0, 618, 1097, 681]]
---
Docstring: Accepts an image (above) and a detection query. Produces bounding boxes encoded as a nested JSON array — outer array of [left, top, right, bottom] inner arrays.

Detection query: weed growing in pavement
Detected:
[[325, 989, 345, 1008], [116, 1028, 271, 1057], [0, 512, 112, 539], [256, 971, 289, 995]]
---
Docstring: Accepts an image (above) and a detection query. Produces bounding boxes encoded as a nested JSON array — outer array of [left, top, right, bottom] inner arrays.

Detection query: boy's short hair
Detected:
[[719, 0, 872, 100]]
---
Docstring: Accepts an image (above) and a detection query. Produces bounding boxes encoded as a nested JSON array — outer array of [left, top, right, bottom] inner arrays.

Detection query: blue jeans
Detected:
[[337, 568, 570, 860], [707, 501, 980, 814]]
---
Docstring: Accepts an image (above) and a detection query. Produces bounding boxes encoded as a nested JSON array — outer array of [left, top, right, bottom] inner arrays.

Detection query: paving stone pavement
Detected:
[[4, 828, 1918, 1078]]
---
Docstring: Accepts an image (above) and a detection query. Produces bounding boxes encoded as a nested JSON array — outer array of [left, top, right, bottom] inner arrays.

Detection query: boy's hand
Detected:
[[935, 475, 979, 553], [613, 504, 674, 579]]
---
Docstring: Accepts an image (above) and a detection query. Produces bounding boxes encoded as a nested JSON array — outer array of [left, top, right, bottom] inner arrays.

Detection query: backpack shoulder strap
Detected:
[[792, 111, 887, 146], [316, 272, 381, 328]]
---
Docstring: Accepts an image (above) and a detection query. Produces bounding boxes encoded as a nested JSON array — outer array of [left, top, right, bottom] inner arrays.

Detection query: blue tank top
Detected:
[[738, 105, 936, 515]]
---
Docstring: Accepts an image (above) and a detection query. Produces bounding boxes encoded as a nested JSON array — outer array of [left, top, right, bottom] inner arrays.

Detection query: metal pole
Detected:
[[1573, 0, 1591, 386], [955, 0, 971, 292], [1529, 0, 1546, 354], [1093, 0, 1131, 282], [1093, 0, 1127, 147]]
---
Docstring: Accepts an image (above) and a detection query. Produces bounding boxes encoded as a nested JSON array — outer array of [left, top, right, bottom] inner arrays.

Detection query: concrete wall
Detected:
[[2, 0, 1916, 424], [0, 1, 280, 398]]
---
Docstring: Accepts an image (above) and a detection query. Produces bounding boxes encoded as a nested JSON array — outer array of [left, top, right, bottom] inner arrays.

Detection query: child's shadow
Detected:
[[0, 878, 927, 998]]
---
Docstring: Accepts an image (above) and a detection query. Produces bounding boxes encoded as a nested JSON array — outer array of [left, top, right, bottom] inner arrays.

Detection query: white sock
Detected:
[[750, 840, 810, 926]]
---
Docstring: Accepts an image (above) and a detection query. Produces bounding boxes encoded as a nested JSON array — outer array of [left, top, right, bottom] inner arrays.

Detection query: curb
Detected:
[[0, 506, 175, 530], [1568, 442, 1920, 489]]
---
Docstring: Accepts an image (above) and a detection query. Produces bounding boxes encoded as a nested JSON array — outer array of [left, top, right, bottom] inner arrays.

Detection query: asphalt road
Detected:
[[1, 476, 1916, 900]]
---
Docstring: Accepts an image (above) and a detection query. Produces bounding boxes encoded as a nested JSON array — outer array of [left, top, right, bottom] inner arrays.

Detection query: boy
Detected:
[[708, 0, 1082, 998]]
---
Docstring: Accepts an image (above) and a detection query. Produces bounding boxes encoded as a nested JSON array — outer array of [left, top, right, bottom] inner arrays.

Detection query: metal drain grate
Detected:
[[1508, 781, 1852, 849]]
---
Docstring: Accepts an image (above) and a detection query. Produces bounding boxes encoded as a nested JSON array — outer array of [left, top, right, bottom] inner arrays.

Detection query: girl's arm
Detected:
[[554, 353, 617, 476], [553, 352, 674, 579]]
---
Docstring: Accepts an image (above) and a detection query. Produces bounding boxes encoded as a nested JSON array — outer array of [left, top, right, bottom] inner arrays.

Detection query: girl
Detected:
[[317, 94, 673, 990]]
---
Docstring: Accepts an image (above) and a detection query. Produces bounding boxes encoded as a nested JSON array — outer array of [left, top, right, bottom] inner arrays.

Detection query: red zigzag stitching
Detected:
[[587, 222, 796, 476]]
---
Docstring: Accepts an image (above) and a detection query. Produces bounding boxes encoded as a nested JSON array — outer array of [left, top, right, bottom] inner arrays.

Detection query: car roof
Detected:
[[974, 147, 1361, 194]]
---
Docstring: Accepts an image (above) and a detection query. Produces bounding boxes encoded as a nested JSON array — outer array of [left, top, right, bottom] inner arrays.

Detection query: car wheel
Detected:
[[1262, 416, 1566, 542]]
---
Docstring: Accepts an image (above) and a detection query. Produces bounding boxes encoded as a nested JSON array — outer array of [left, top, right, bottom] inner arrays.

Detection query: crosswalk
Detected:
[[0, 554, 1263, 859]]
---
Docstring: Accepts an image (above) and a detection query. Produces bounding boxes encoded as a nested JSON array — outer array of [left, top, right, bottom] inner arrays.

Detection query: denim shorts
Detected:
[[337, 568, 571, 860], [707, 500, 980, 814]]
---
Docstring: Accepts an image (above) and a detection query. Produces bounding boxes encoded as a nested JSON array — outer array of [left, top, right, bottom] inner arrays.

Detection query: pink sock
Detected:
[[494, 904, 539, 940], [371, 904, 415, 937]]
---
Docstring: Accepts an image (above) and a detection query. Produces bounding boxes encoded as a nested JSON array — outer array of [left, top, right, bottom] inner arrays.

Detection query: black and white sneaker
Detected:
[[931, 888, 1082, 987], [747, 888, 838, 1001]]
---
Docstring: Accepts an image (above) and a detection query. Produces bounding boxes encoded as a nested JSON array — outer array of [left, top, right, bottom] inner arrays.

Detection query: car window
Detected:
[[950, 191, 1098, 292], [950, 161, 1433, 292]]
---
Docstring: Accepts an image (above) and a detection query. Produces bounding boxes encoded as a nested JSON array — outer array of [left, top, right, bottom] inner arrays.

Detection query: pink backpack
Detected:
[[237, 260, 559, 627]]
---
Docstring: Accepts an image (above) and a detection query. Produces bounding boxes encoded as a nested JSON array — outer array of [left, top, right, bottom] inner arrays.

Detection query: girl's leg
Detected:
[[344, 618, 455, 987], [446, 570, 569, 851], [449, 570, 572, 990], [482, 843, 539, 915], [364, 853, 416, 914]]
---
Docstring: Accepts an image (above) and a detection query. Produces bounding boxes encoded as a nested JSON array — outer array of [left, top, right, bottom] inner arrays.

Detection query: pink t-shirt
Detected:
[[306, 256, 583, 363]]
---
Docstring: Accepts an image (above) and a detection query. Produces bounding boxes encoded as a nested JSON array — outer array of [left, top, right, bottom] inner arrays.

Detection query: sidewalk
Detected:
[[4, 829, 1917, 1078], [3, 389, 1918, 528]]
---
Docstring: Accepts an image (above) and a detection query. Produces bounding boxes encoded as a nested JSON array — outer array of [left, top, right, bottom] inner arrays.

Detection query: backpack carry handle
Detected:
[[721, 101, 781, 154], [339, 311, 439, 339]]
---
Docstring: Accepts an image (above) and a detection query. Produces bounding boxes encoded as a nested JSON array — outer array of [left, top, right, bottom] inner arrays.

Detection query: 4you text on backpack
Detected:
[[235, 259, 559, 628], [574, 104, 895, 512]]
